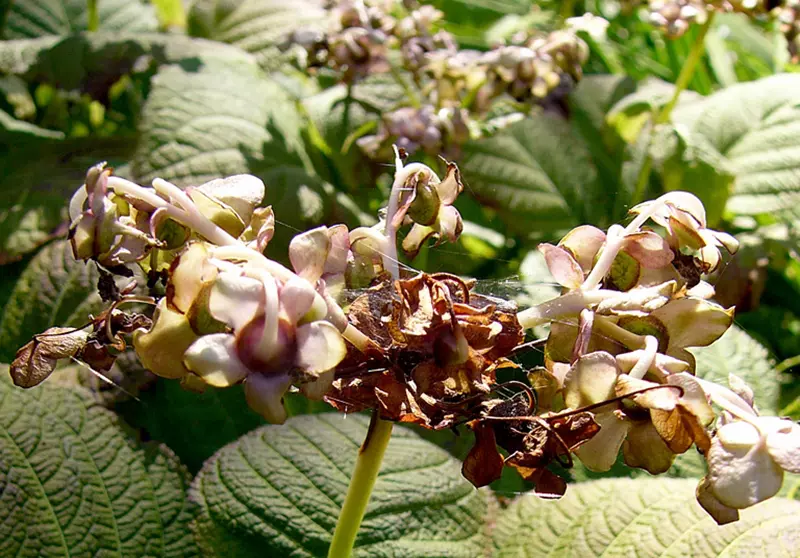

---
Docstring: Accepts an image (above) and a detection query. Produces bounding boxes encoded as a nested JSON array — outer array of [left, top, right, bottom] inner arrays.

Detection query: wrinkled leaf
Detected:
[[0, 370, 197, 557], [0, 240, 102, 362], [188, 0, 326, 70], [493, 477, 800, 557], [461, 113, 609, 237], [672, 74, 800, 219], [1, 0, 158, 39], [190, 413, 489, 557]]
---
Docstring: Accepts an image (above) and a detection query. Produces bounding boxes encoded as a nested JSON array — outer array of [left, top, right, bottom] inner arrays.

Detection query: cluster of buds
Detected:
[[471, 32, 589, 110], [648, 0, 708, 37], [10, 152, 800, 524], [286, 1, 589, 158], [289, 0, 394, 82], [357, 105, 471, 159]]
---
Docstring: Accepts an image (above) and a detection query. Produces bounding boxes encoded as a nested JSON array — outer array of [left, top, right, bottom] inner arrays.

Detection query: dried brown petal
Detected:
[[462, 421, 504, 488]]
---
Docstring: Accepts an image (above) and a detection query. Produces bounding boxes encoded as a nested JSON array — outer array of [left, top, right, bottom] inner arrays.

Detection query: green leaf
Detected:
[[118, 380, 266, 473], [130, 60, 290, 186], [0, 33, 256, 96], [187, 0, 326, 70], [190, 413, 490, 557], [0, 240, 102, 362], [693, 324, 779, 414], [1, 0, 158, 39], [460, 113, 608, 237], [672, 74, 800, 219], [493, 477, 800, 557], [0, 370, 197, 557]]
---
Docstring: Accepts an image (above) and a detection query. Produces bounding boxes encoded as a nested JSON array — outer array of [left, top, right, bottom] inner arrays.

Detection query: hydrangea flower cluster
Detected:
[[288, 0, 589, 159], [10, 155, 799, 524]]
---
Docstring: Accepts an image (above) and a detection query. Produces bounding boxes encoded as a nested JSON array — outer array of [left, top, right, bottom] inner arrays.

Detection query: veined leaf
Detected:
[[190, 413, 490, 557], [460, 113, 609, 237], [188, 0, 326, 70], [493, 477, 800, 557], [1, 0, 157, 39], [0, 240, 101, 362], [0, 371, 197, 557], [672, 74, 800, 219]]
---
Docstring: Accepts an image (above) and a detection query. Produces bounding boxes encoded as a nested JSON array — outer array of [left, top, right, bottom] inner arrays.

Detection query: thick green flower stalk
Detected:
[[9, 151, 800, 557]]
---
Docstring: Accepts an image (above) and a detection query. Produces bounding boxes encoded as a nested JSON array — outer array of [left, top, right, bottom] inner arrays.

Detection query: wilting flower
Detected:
[[326, 272, 524, 429]]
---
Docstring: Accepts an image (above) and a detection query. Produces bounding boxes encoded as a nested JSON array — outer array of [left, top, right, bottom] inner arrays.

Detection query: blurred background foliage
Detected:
[[1, 1, 800, 553]]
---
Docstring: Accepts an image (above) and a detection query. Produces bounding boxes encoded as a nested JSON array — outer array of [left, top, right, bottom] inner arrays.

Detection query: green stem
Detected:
[[87, 0, 99, 31], [328, 412, 394, 558], [775, 354, 800, 375], [152, 0, 187, 30], [630, 12, 715, 204]]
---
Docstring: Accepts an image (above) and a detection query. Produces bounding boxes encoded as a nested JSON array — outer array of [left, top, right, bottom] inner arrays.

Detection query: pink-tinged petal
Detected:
[[183, 333, 250, 387], [209, 272, 264, 331], [575, 411, 630, 472], [538, 243, 584, 289], [636, 265, 681, 289], [434, 162, 463, 205], [289, 226, 330, 284], [623, 420, 675, 474], [629, 199, 669, 228], [663, 191, 707, 228], [762, 417, 800, 474], [168, 242, 217, 314], [436, 205, 463, 243], [708, 421, 784, 509], [324, 224, 350, 275], [623, 231, 674, 269], [294, 321, 347, 374], [279, 275, 317, 324], [667, 372, 715, 426], [299, 369, 334, 400], [558, 225, 606, 272], [244, 372, 292, 424], [195, 174, 265, 224], [652, 298, 734, 349], [241, 206, 275, 253], [564, 351, 620, 408], [697, 244, 721, 273]]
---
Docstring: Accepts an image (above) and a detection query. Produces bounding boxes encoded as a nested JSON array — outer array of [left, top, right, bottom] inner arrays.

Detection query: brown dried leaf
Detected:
[[11, 327, 89, 388]]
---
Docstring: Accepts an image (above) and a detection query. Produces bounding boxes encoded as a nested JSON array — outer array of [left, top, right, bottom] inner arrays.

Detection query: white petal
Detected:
[[196, 174, 265, 224], [289, 226, 330, 284], [245, 372, 292, 424], [575, 411, 630, 472], [762, 417, 800, 474], [299, 369, 334, 400], [183, 333, 250, 387], [279, 275, 317, 324], [564, 351, 620, 408], [294, 322, 347, 375], [209, 271, 264, 331], [708, 421, 783, 509]]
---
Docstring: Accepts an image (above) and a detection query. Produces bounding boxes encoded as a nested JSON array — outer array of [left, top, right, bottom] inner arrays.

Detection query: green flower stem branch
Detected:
[[631, 11, 716, 205], [328, 413, 394, 557]]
